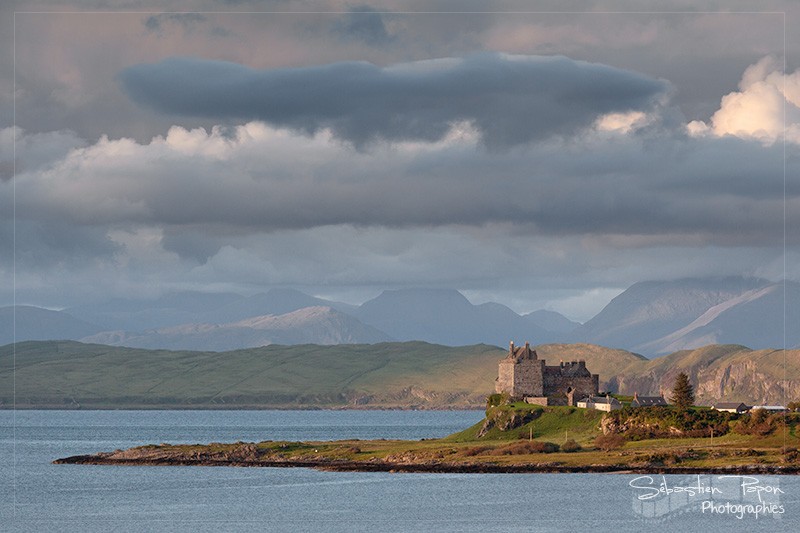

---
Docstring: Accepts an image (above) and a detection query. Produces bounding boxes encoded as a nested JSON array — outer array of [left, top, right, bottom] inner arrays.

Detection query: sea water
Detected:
[[1, 410, 798, 532]]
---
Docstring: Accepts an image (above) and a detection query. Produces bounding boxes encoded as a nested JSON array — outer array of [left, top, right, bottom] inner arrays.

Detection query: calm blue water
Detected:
[[2, 410, 799, 532]]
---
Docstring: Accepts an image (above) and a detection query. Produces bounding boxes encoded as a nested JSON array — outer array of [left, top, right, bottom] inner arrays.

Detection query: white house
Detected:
[[577, 395, 622, 412]]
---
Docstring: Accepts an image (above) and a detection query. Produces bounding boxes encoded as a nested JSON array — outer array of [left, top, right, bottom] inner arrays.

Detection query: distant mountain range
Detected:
[[568, 277, 799, 355], [2, 340, 797, 408], [82, 306, 390, 351], [1, 276, 796, 356]]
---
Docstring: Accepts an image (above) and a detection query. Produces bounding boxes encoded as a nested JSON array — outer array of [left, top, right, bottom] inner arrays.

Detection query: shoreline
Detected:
[[53, 453, 800, 475]]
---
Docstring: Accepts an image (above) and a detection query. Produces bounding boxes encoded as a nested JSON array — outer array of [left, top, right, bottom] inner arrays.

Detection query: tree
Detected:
[[670, 372, 695, 409]]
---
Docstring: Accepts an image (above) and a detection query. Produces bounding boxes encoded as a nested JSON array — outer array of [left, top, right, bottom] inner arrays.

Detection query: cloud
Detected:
[[0, 127, 86, 179], [118, 53, 669, 148], [688, 56, 800, 144], [333, 6, 394, 46], [3, 114, 791, 252], [5, 51, 796, 312]]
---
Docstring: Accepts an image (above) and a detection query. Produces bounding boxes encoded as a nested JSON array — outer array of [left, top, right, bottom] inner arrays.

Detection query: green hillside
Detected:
[[0, 340, 504, 408], [2, 340, 797, 408], [0, 340, 643, 409]]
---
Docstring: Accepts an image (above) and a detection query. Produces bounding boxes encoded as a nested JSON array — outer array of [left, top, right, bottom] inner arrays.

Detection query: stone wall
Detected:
[[542, 363, 599, 403], [496, 359, 544, 397], [524, 396, 550, 406]]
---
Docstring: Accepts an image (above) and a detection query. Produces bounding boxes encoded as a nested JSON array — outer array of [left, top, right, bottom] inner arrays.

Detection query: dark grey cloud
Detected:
[[0, 219, 120, 271], [0, 160, 12, 181], [119, 53, 669, 148], [333, 6, 394, 46]]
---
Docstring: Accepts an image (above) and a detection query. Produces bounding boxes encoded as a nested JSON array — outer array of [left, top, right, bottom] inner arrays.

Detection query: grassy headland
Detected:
[[55, 401, 800, 474]]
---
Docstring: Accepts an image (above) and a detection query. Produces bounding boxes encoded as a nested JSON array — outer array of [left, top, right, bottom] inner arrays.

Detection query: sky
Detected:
[[1, 1, 798, 321]]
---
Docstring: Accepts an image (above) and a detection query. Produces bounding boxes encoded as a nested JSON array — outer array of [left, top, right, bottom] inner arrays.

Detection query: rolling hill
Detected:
[[0, 340, 504, 408], [3, 339, 794, 409]]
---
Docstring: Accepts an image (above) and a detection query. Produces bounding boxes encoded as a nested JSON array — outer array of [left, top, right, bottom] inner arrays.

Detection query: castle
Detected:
[[495, 341, 599, 406]]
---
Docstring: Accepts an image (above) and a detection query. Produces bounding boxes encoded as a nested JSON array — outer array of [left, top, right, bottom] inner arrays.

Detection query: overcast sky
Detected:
[[1, 1, 798, 321]]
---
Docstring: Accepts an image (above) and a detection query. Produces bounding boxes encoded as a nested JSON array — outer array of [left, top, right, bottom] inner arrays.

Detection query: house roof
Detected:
[[508, 343, 537, 361], [632, 396, 667, 406], [712, 402, 749, 410], [579, 395, 621, 405], [552, 363, 591, 378]]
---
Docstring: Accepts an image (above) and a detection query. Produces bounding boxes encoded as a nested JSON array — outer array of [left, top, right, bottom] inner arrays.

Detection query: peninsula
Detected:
[[55, 400, 800, 475], [54, 342, 800, 474]]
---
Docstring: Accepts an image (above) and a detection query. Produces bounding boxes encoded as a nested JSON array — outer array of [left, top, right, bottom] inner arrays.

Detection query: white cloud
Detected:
[[594, 111, 650, 133], [689, 56, 800, 144]]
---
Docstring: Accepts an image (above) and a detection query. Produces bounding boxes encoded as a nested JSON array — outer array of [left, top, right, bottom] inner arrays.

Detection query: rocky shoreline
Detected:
[[53, 452, 800, 475]]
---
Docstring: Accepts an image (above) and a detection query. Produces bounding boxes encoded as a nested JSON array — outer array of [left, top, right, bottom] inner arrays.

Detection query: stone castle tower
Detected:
[[495, 341, 599, 406]]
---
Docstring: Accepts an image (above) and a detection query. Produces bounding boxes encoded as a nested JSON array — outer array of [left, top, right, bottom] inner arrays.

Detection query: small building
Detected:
[[712, 402, 750, 414], [750, 405, 787, 412], [577, 395, 622, 412], [631, 392, 667, 408]]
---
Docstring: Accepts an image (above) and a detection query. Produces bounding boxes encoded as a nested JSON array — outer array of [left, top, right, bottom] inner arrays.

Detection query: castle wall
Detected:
[[496, 360, 515, 394], [496, 359, 544, 397], [524, 397, 550, 407], [542, 367, 598, 402]]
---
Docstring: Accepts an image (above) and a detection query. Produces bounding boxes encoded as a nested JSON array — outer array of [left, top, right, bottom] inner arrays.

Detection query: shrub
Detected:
[[781, 446, 799, 462], [594, 433, 627, 451], [734, 409, 781, 436], [491, 441, 559, 455], [486, 393, 511, 409], [561, 439, 582, 453], [461, 446, 492, 457], [603, 406, 733, 439]]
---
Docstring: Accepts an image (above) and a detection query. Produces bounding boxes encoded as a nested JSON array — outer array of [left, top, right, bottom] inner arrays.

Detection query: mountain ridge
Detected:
[[7, 276, 795, 355], [81, 306, 392, 351]]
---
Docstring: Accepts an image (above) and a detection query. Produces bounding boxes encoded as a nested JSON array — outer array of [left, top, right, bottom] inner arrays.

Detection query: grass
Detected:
[[445, 405, 605, 445]]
